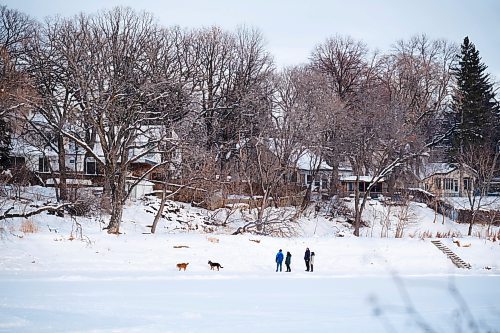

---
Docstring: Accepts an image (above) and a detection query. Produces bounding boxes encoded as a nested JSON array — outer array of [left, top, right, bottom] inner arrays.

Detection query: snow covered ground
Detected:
[[1, 187, 500, 332], [2, 273, 499, 333]]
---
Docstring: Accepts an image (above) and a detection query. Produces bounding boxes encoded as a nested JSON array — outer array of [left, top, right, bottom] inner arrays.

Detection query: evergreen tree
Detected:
[[450, 36, 500, 157]]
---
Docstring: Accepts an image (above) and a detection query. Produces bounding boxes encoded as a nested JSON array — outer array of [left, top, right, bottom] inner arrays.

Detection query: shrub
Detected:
[[66, 192, 102, 217], [20, 219, 38, 233]]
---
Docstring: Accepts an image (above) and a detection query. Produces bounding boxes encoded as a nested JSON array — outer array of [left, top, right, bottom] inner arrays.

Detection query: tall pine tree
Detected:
[[450, 36, 499, 157]]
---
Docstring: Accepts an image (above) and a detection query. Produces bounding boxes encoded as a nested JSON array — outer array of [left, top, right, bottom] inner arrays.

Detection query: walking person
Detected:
[[310, 252, 315, 272], [304, 247, 311, 271], [285, 251, 292, 272], [275, 249, 284, 272]]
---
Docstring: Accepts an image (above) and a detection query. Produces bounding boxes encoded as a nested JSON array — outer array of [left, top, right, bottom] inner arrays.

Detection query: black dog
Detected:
[[208, 260, 223, 271]]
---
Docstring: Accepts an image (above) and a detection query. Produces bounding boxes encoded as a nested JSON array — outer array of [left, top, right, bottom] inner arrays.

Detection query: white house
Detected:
[[293, 150, 333, 192], [9, 126, 180, 196]]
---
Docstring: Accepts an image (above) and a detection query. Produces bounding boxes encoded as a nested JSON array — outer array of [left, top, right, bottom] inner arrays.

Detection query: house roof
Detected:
[[266, 139, 333, 171], [10, 137, 55, 157], [340, 175, 385, 182], [419, 163, 457, 180], [295, 150, 333, 171], [338, 162, 353, 172]]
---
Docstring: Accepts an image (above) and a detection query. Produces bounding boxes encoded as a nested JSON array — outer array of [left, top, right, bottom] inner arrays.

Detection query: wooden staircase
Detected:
[[431, 240, 471, 269]]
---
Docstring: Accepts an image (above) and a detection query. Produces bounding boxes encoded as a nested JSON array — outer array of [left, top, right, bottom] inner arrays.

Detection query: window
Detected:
[[85, 158, 97, 175], [306, 174, 313, 185], [9, 156, 25, 168], [38, 157, 50, 172], [443, 179, 459, 192], [434, 178, 442, 190], [464, 177, 471, 191]]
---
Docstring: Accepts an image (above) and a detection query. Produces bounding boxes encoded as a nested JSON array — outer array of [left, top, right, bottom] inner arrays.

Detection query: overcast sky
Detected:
[[5, 0, 500, 81]]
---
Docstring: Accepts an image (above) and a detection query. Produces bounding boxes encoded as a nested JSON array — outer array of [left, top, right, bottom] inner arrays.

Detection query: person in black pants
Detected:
[[275, 249, 284, 272], [304, 247, 310, 271], [285, 251, 292, 272]]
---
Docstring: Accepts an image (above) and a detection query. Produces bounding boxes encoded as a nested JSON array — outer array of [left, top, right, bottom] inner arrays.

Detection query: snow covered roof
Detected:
[[295, 150, 333, 171], [10, 137, 55, 157], [419, 163, 457, 179], [407, 187, 435, 197], [126, 179, 155, 186], [46, 178, 93, 185], [266, 139, 333, 171], [338, 162, 352, 172], [340, 176, 385, 182]]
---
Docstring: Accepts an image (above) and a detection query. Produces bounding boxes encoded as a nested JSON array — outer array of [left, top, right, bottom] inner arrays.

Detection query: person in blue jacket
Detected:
[[275, 249, 284, 272]]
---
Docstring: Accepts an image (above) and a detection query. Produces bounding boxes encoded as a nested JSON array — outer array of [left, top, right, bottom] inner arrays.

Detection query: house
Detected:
[[419, 163, 476, 197], [9, 135, 106, 186], [7, 126, 179, 196], [339, 175, 387, 198], [490, 176, 500, 195], [293, 150, 333, 193]]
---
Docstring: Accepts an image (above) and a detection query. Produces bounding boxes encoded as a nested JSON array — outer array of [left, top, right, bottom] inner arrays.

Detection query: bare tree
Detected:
[[311, 35, 369, 196], [0, 6, 35, 170], [230, 66, 305, 233], [456, 143, 500, 236], [383, 35, 457, 183], [189, 26, 274, 175], [0, 5, 35, 116], [22, 16, 93, 201], [190, 26, 235, 153], [35, 8, 191, 233], [312, 35, 457, 236], [311, 35, 368, 101], [284, 67, 337, 211]]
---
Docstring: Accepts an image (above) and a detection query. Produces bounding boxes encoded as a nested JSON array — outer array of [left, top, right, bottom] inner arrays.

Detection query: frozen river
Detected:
[[1, 273, 499, 333]]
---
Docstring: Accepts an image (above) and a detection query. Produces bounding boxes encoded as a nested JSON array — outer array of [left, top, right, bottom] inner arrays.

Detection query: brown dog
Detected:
[[208, 260, 223, 271], [176, 263, 189, 271]]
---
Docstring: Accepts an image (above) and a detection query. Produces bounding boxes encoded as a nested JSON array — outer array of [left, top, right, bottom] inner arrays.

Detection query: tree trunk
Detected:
[[354, 179, 360, 236], [300, 181, 313, 212], [329, 163, 340, 196], [458, 167, 463, 197], [151, 183, 167, 234], [105, 165, 126, 234], [107, 202, 124, 234], [256, 190, 269, 232], [468, 210, 475, 236], [57, 135, 68, 201], [353, 178, 371, 237], [300, 161, 322, 213]]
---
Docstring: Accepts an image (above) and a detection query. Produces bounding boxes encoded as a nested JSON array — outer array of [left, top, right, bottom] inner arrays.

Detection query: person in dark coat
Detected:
[[275, 249, 284, 272], [304, 247, 311, 271], [310, 252, 315, 272], [285, 251, 292, 272]]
